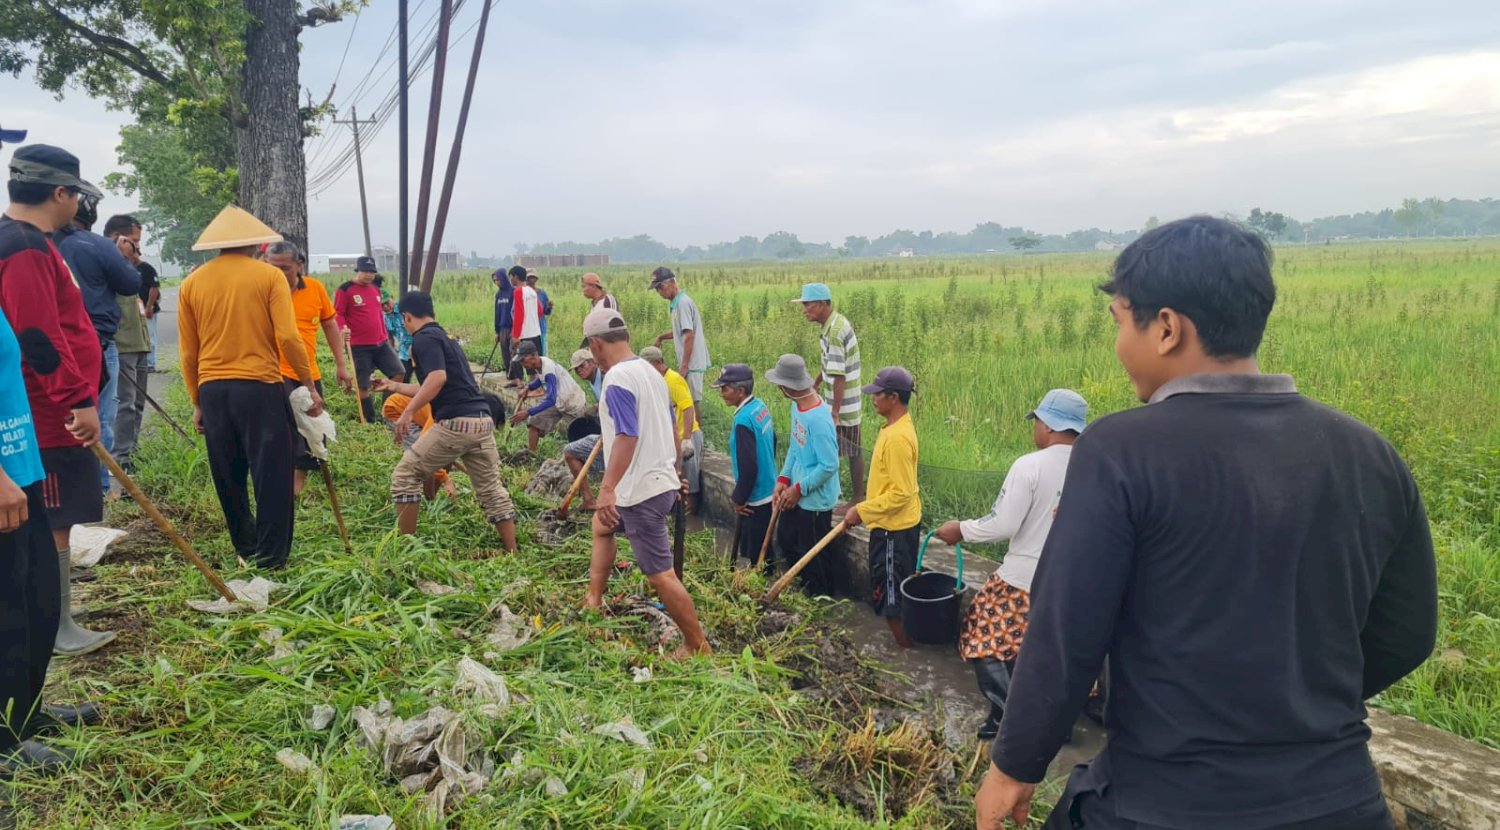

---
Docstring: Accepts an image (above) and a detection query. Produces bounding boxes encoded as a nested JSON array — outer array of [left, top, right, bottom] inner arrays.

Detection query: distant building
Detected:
[[515, 253, 610, 268], [894, 247, 915, 258], [371, 246, 463, 274], [1094, 240, 1123, 252]]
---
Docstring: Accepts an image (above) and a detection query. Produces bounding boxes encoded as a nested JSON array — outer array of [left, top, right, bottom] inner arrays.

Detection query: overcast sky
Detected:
[[4, 0, 1499, 256]]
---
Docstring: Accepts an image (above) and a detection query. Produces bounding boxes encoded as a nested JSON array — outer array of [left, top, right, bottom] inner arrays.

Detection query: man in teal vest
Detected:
[[713, 364, 777, 565]]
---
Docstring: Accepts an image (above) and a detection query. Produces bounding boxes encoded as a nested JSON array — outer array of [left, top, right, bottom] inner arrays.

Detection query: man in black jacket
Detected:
[[976, 216, 1437, 830]]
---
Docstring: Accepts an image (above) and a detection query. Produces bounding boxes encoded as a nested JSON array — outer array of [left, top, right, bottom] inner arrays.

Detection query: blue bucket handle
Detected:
[[917, 530, 964, 592]]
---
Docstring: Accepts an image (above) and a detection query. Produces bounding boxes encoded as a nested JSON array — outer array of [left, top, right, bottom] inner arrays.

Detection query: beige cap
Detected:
[[640, 346, 665, 362], [193, 205, 282, 251], [582, 307, 627, 338], [569, 348, 593, 369], [581, 272, 603, 289]]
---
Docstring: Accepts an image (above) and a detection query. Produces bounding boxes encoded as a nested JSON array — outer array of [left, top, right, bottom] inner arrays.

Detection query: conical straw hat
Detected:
[[192, 204, 283, 251]]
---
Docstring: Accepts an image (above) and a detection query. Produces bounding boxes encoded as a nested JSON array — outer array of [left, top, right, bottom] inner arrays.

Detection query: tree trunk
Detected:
[[237, 0, 308, 252]]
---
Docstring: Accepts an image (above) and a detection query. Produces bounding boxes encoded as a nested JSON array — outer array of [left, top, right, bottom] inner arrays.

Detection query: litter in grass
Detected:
[[259, 627, 295, 660], [453, 657, 512, 705], [543, 776, 568, 798], [276, 748, 316, 776], [612, 767, 646, 792], [523, 458, 574, 499], [308, 705, 336, 731], [485, 604, 532, 651], [69, 525, 128, 568], [187, 577, 280, 613], [336, 816, 394, 830], [592, 719, 651, 748], [349, 701, 493, 817], [631, 666, 652, 683], [416, 580, 460, 597]]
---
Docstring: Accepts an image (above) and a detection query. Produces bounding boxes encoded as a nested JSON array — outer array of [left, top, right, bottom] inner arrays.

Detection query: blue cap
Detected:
[[1027, 389, 1088, 433], [793, 282, 832, 303], [711, 363, 754, 387], [0, 127, 27, 146]]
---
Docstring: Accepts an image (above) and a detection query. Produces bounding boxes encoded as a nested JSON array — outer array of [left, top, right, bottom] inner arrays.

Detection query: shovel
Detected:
[[762, 520, 847, 605], [672, 494, 687, 580], [556, 438, 604, 518], [118, 368, 190, 440], [477, 340, 499, 386], [89, 442, 237, 602], [318, 459, 354, 556]]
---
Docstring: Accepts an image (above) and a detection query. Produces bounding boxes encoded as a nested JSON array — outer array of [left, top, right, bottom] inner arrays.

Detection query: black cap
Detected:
[[711, 364, 753, 388], [516, 340, 540, 357], [355, 255, 378, 272], [649, 266, 676, 288], [8, 144, 102, 199]]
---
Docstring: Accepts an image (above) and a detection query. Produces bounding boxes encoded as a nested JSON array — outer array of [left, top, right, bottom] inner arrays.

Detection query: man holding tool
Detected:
[[376, 291, 517, 552], [843, 366, 921, 649], [713, 364, 777, 567], [766, 354, 840, 593], [179, 205, 322, 570], [581, 307, 710, 659], [335, 256, 403, 423], [509, 340, 588, 452], [560, 348, 606, 510]]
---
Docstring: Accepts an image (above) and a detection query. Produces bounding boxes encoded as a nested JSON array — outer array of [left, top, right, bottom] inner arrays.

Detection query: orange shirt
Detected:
[[278, 278, 336, 381], [383, 393, 434, 433], [178, 254, 311, 404]]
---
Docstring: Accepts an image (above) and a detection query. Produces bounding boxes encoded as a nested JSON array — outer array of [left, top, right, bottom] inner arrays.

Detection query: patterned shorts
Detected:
[[958, 573, 1031, 662]]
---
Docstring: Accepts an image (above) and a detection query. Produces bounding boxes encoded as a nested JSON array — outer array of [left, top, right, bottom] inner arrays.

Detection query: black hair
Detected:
[[724, 379, 754, 395], [483, 392, 507, 426], [400, 290, 435, 319], [372, 274, 385, 289], [1100, 215, 1276, 359], [893, 389, 911, 406], [102, 214, 141, 238], [6, 180, 59, 206], [591, 330, 629, 345], [508, 265, 527, 281]]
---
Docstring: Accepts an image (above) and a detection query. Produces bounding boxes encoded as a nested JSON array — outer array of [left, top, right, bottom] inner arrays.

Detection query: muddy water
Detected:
[[687, 516, 1104, 778]]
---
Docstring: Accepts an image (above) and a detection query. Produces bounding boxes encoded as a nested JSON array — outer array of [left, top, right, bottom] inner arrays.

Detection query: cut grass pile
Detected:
[[11, 378, 1020, 829]]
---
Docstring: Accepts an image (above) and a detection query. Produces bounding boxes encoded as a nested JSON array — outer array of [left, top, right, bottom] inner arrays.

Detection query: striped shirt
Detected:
[[819, 311, 862, 426]]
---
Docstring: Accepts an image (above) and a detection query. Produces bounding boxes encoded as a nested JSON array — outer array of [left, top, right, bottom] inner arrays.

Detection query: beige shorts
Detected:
[[527, 407, 578, 437], [392, 415, 515, 523]]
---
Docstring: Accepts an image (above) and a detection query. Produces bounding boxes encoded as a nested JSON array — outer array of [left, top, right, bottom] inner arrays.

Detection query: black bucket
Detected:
[[900, 531, 966, 646]]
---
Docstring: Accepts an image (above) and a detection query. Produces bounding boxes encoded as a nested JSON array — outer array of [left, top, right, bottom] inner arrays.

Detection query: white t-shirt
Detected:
[[960, 443, 1072, 592], [540, 356, 587, 416], [599, 356, 679, 507], [517, 285, 542, 339]]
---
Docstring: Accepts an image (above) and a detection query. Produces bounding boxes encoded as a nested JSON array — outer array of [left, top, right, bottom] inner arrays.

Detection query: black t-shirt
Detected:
[[992, 374, 1436, 829], [137, 261, 160, 311], [409, 322, 488, 422]]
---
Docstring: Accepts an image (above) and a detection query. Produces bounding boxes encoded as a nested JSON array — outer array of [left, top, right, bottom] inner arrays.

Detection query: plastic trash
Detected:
[[69, 525, 128, 568], [290, 386, 337, 461], [592, 719, 651, 748], [187, 577, 281, 613]]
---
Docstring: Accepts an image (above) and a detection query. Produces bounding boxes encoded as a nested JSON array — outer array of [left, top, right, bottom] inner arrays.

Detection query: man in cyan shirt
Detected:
[[582, 307, 709, 659], [179, 205, 321, 570], [713, 364, 777, 567], [935, 388, 1086, 742], [976, 216, 1437, 830], [766, 354, 840, 593], [335, 256, 404, 423], [509, 340, 587, 452]]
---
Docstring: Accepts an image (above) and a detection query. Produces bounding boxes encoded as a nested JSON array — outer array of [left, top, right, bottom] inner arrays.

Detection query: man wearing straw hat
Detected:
[[766, 354, 840, 594], [178, 204, 321, 569], [935, 388, 1086, 742]]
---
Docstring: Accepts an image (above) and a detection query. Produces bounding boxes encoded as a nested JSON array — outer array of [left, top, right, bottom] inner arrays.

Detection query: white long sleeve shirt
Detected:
[[960, 443, 1072, 592]]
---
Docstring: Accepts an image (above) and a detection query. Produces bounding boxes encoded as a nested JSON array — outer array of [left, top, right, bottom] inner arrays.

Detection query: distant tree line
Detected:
[[477, 197, 1500, 266]]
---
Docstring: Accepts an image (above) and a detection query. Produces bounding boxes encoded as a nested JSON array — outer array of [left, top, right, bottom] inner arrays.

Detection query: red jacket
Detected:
[[0, 216, 102, 449]]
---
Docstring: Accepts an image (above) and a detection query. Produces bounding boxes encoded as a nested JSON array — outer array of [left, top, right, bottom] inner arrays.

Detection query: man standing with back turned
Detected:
[[976, 216, 1437, 830], [178, 206, 322, 570]]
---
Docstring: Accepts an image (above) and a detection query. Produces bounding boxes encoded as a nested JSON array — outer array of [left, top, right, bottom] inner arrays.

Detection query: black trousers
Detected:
[[507, 336, 541, 380], [283, 378, 325, 472], [775, 506, 836, 596], [974, 657, 1013, 730], [0, 484, 59, 753], [735, 502, 774, 564], [498, 335, 513, 379], [201, 380, 297, 568]]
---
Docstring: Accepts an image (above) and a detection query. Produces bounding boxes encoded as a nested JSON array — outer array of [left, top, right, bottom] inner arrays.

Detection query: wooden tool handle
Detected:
[[763, 520, 848, 604], [754, 504, 782, 570], [90, 442, 238, 602], [556, 437, 605, 516], [319, 459, 354, 556]]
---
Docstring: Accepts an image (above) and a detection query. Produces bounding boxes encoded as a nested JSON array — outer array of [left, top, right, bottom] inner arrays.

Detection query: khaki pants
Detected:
[[392, 416, 515, 523]]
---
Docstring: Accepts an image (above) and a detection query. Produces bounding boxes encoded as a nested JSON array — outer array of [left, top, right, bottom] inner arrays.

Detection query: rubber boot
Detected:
[[973, 657, 1012, 740], [53, 550, 116, 656], [361, 396, 378, 424]]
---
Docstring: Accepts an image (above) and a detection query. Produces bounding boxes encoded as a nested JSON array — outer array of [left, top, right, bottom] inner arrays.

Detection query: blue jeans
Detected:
[[98, 339, 118, 492]]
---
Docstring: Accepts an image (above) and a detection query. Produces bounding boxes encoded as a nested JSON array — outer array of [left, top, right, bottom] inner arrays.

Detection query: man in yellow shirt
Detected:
[[844, 366, 921, 648], [178, 206, 322, 569], [642, 346, 703, 514], [264, 240, 350, 495]]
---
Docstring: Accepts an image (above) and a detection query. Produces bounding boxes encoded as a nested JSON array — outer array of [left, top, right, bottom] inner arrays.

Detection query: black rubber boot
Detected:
[[0, 740, 75, 779], [973, 658, 1013, 741], [23, 703, 102, 738]]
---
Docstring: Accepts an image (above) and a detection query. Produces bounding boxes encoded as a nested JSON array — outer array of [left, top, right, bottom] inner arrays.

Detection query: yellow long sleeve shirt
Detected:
[[860, 412, 921, 530], [178, 254, 311, 404]]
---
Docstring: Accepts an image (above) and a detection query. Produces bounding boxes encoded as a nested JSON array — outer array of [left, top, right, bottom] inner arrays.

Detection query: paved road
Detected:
[[144, 286, 178, 405]]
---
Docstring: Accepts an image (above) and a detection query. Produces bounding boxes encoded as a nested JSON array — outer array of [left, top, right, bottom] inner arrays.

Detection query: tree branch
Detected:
[[36, 0, 173, 88]]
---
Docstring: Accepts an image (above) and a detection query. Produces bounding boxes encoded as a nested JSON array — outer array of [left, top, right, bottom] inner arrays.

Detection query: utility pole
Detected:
[[332, 106, 376, 258], [398, 0, 410, 291]]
